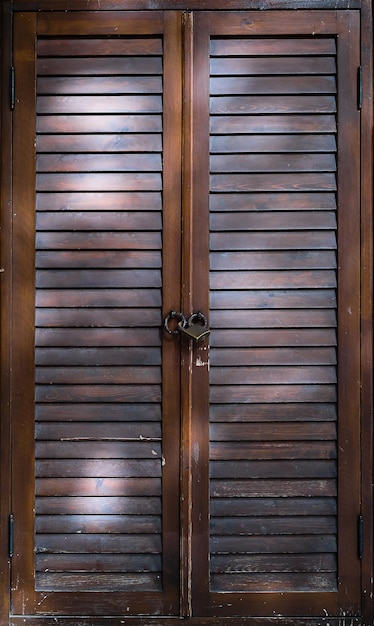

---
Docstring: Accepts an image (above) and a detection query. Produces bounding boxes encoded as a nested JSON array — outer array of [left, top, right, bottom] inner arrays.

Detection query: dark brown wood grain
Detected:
[[3, 3, 371, 624]]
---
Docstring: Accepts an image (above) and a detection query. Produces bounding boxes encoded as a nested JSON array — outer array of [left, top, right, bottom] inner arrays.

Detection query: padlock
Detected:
[[178, 312, 210, 343]]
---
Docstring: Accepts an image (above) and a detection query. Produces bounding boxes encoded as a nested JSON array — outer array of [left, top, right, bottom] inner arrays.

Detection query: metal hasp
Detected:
[[163, 310, 186, 335], [164, 310, 210, 343]]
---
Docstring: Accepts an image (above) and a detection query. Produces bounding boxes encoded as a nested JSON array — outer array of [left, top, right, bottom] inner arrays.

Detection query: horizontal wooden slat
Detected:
[[36, 173, 162, 192], [36, 477, 161, 496], [36, 553, 162, 572], [35, 310, 162, 328], [37, 95, 163, 114], [36, 459, 161, 478], [36, 441, 162, 459], [211, 552, 336, 573], [37, 57, 163, 75], [35, 366, 161, 384], [210, 57, 336, 76], [210, 497, 336, 517], [211, 232, 336, 250], [35, 347, 161, 365], [36, 191, 162, 211], [211, 480, 336, 498], [38, 76, 162, 95], [36, 289, 161, 308], [35, 572, 161, 592], [210, 251, 336, 269], [37, 134, 162, 153], [211, 442, 336, 460], [210, 534, 336, 553], [36, 250, 162, 268], [36, 232, 162, 250], [210, 115, 336, 134], [211, 95, 336, 114], [211, 347, 336, 366], [210, 460, 336, 478], [37, 211, 161, 232], [36, 269, 161, 288], [35, 514, 162, 534], [37, 38, 163, 57], [210, 329, 337, 347], [210, 403, 337, 422], [210, 39, 336, 57], [211, 291, 337, 310], [210, 422, 336, 440], [210, 517, 337, 536], [210, 384, 336, 403], [210, 192, 337, 211], [36, 421, 161, 440], [211, 212, 336, 231], [211, 154, 336, 172], [210, 366, 336, 385], [35, 328, 161, 346], [37, 114, 163, 133], [37, 153, 162, 172], [35, 404, 162, 422], [210, 76, 336, 95], [210, 134, 336, 154], [36, 533, 162, 552], [210, 310, 336, 328], [36, 496, 161, 515], [35, 384, 161, 403], [210, 269, 336, 289], [210, 572, 336, 593], [211, 173, 336, 192]]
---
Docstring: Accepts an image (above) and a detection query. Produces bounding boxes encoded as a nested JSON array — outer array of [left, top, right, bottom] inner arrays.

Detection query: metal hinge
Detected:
[[8, 514, 14, 558], [357, 66, 363, 110], [10, 66, 15, 111], [358, 514, 363, 559]]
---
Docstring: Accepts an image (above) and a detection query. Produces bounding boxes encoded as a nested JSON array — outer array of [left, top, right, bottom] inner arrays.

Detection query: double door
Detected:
[[9, 8, 363, 623]]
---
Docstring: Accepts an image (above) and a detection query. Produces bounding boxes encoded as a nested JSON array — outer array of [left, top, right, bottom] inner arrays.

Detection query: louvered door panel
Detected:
[[34, 34, 164, 593], [209, 35, 338, 594]]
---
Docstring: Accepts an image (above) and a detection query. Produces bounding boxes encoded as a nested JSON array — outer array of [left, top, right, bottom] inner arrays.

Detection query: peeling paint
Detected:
[[195, 355, 208, 367], [193, 441, 199, 465]]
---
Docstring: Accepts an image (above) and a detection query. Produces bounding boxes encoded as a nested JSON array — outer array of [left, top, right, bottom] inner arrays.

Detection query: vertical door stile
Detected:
[[0, 3, 13, 623], [189, 11, 211, 617], [180, 9, 194, 618], [160, 9, 183, 609], [12, 12, 37, 616], [336, 10, 362, 610], [360, 1, 374, 622]]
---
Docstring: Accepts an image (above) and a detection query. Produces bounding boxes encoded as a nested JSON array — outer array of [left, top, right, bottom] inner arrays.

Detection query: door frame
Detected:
[[0, 1, 372, 624]]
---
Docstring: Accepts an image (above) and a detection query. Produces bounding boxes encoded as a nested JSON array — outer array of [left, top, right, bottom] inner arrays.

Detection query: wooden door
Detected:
[[186, 10, 362, 620], [9, 7, 364, 624], [11, 10, 183, 618]]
